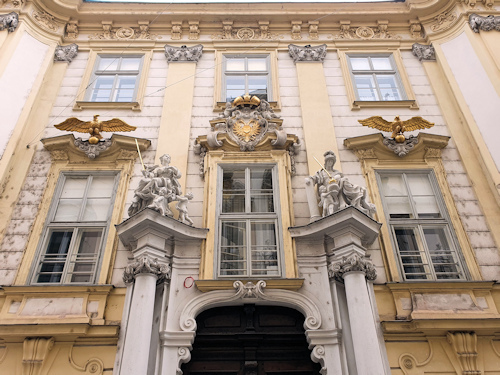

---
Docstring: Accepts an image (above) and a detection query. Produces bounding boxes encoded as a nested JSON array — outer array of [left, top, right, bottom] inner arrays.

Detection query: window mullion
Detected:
[[77, 176, 92, 221], [60, 227, 80, 284], [110, 74, 119, 101], [402, 173, 418, 219], [246, 220, 251, 277], [416, 225, 436, 280]]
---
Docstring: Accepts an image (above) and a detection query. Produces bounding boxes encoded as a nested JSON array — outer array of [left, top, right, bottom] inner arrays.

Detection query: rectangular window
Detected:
[[33, 172, 118, 284], [377, 171, 466, 281], [347, 55, 406, 101], [217, 166, 281, 277], [86, 55, 143, 102], [223, 55, 271, 102]]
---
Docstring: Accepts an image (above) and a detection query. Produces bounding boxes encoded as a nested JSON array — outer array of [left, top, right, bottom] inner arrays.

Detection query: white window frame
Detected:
[[347, 53, 406, 102], [376, 170, 468, 281], [215, 164, 284, 278], [31, 171, 119, 284], [85, 55, 144, 103], [222, 55, 272, 102]]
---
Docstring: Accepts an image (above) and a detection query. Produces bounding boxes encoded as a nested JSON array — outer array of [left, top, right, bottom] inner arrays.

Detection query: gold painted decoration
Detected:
[[54, 115, 136, 144], [233, 119, 261, 143], [358, 115, 434, 143]]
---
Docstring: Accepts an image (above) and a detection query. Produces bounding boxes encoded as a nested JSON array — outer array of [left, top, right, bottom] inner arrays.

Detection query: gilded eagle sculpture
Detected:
[[358, 116, 434, 143], [54, 115, 136, 144]]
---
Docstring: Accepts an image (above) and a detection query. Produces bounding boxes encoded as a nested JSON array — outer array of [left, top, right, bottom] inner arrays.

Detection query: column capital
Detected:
[[123, 255, 171, 284], [412, 43, 436, 62], [328, 254, 377, 282], [164, 44, 203, 62], [54, 44, 79, 63], [0, 12, 19, 33], [469, 13, 500, 33], [288, 44, 327, 63]]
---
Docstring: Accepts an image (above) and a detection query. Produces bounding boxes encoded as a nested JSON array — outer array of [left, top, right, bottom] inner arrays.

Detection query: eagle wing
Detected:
[[358, 116, 394, 132], [54, 117, 92, 133], [100, 118, 137, 132], [401, 117, 435, 132]]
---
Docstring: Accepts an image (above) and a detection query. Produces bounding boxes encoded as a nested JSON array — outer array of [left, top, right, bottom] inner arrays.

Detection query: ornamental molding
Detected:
[[409, 21, 424, 39], [308, 21, 319, 40], [447, 332, 480, 375], [90, 21, 160, 40], [74, 137, 112, 159], [65, 20, 78, 39], [469, 13, 500, 33], [196, 94, 298, 152], [22, 337, 54, 375], [412, 43, 436, 61], [382, 135, 419, 157], [0, 12, 18, 33], [430, 11, 457, 32], [291, 20, 302, 40], [123, 256, 171, 284], [171, 21, 182, 40], [328, 254, 377, 282], [211, 21, 282, 40], [32, 9, 59, 32], [288, 44, 327, 63], [54, 43, 78, 63], [164, 44, 203, 62], [180, 280, 322, 332], [333, 20, 400, 40], [463, 0, 494, 9], [188, 21, 199, 40]]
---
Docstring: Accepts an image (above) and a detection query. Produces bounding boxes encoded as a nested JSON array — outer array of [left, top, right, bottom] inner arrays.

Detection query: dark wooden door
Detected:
[[181, 305, 321, 375]]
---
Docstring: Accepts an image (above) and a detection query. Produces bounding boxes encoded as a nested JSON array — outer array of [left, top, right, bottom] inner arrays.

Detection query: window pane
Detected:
[[407, 174, 441, 218], [423, 228, 462, 279], [226, 58, 245, 71], [354, 76, 378, 101], [37, 230, 73, 283], [97, 57, 119, 71], [69, 230, 102, 283], [250, 168, 274, 213], [83, 198, 111, 221], [222, 170, 246, 213], [91, 76, 114, 101], [248, 76, 268, 100], [119, 57, 141, 71], [380, 175, 412, 218], [54, 199, 82, 222], [248, 58, 267, 71], [114, 76, 137, 102], [376, 75, 401, 101], [88, 176, 115, 198], [60, 177, 87, 198], [251, 222, 278, 276], [350, 57, 370, 70], [371, 57, 392, 70], [226, 75, 245, 101], [395, 228, 429, 280], [220, 222, 246, 276]]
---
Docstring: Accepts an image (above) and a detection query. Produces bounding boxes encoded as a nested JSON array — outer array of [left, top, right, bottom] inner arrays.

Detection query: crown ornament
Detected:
[[232, 93, 261, 108]]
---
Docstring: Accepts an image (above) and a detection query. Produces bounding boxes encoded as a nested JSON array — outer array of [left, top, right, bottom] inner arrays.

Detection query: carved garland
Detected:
[[469, 13, 500, 33]]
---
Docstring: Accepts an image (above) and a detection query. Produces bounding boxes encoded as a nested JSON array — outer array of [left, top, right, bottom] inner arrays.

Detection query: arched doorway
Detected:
[[181, 304, 322, 375]]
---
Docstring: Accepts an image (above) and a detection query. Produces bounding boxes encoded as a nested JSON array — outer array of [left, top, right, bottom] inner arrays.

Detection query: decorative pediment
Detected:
[[343, 132, 450, 161], [41, 134, 150, 163], [195, 94, 298, 152]]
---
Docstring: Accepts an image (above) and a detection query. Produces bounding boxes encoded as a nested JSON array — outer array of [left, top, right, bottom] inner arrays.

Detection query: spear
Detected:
[[135, 139, 146, 171]]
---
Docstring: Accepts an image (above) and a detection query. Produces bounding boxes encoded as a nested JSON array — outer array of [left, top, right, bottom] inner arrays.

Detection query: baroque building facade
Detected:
[[0, 0, 499, 374]]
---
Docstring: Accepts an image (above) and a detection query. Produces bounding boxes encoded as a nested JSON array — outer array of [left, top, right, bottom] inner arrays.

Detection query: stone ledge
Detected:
[[195, 278, 304, 292]]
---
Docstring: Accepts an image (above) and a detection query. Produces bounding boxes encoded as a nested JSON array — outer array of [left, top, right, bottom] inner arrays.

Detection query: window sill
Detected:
[[214, 101, 280, 112], [352, 100, 418, 110], [74, 101, 141, 111], [195, 278, 304, 292]]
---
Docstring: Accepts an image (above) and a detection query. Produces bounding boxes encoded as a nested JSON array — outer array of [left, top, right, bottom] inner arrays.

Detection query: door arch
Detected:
[[181, 304, 322, 375]]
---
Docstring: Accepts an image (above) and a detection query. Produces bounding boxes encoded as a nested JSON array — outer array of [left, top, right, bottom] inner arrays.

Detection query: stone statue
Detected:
[[306, 151, 376, 218], [128, 154, 194, 225]]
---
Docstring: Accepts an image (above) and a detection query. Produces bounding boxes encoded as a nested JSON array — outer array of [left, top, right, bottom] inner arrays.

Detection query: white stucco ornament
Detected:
[[128, 154, 194, 225], [306, 150, 376, 218]]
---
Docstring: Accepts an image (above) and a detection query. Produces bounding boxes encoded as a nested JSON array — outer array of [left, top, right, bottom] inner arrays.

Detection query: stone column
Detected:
[[329, 255, 386, 374], [288, 44, 341, 175], [157, 44, 203, 189], [120, 256, 171, 375]]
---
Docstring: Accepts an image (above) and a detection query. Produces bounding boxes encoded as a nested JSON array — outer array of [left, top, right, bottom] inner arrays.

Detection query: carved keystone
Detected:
[[288, 44, 327, 63], [412, 43, 436, 62], [164, 44, 203, 62], [54, 43, 79, 63]]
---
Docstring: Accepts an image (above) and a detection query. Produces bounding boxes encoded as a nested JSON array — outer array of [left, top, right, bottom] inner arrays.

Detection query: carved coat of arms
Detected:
[[207, 94, 285, 151]]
